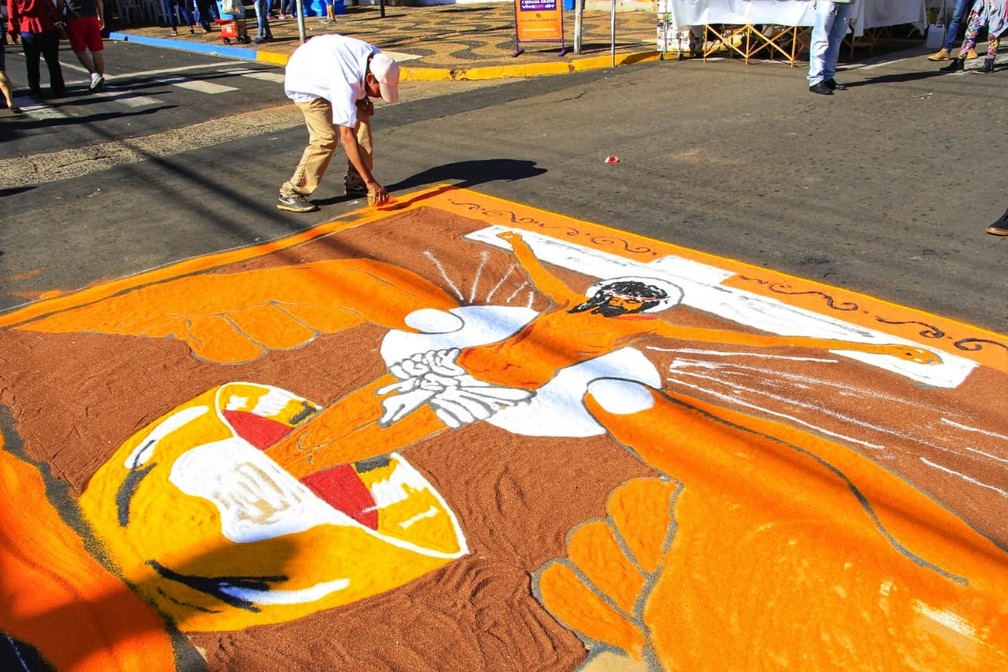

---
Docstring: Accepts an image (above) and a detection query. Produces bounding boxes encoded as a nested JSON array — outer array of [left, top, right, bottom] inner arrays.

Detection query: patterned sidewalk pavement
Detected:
[[110, 2, 669, 79]]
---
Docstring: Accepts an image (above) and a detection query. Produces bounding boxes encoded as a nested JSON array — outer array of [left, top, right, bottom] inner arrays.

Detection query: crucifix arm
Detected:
[[497, 231, 581, 305], [653, 322, 942, 365]]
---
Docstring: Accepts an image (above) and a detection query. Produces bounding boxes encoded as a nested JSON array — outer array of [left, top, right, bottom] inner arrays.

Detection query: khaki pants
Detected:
[[280, 97, 373, 198]]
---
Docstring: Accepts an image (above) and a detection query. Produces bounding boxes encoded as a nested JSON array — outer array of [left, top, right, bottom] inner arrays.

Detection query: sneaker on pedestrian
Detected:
[[89, 72, 105, 91], [171, 29, 178, 36], [321, 17, 334, 23], [277, 193, 318, 213], [824, 78, 846, 90], [966, 48, 979, 60], [252, 36, 267, 44], [808, 81, 833, 95], [927, 48, 949, 61], [345, 182, 369, 198], [986, 208, 1008, 236]]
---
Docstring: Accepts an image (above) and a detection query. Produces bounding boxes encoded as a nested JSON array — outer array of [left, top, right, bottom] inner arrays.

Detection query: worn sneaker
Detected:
[[926, 48, 949, 61], [89, 73, 105, 91], [277, 193, 318, 213], [965, 48, 979, 60], [345, 183, 369, 198]]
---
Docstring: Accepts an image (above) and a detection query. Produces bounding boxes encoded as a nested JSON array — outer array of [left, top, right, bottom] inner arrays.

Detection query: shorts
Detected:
[[67, 17, 103, 53]]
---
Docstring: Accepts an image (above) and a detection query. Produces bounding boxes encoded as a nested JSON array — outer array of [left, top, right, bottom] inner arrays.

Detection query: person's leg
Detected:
[[978, 34, 998, 71], [180, 0, 196, 30], [67, 19, 95, 72], [253, 0, 272, 40], [942, 7, 985, 70], [958, 7, 984, 54], [39, 30, 64, 96], [19, 33, 43, 95], [821, 2, 854, 83], [0, 70, 19, 111], [193, 0, 213, 30], [168, 0, 179, 33], [945, 0, 974, 50], [88, 19, 105, 89], [807, 1, 837, 87], [280, 98, 339, 199]]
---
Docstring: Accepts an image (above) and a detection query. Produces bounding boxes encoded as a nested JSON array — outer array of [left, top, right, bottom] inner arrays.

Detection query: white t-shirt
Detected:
[[284, 34, 377, 128]]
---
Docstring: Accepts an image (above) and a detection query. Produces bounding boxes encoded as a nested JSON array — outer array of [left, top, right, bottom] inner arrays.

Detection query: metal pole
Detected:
[[610, 0, 616, 67], [574, 0, 583, 54], [295, 0, 306, 43]]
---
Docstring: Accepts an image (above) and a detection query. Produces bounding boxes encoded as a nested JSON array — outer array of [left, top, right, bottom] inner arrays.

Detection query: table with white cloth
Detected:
[[659, 0, 928, 64]]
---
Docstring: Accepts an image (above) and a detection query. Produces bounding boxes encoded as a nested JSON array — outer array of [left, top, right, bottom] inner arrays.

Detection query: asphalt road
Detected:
[[2, 40, 1007, 334]]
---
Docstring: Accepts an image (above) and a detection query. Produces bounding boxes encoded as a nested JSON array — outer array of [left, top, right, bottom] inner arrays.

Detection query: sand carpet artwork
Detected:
[[1, 185, 1007, 671]]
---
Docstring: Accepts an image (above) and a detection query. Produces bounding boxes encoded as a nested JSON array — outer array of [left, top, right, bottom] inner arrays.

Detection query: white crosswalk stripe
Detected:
[[240, 71, 286, 83], [172, 80, 240, 94], [11, 99, 68, 119]]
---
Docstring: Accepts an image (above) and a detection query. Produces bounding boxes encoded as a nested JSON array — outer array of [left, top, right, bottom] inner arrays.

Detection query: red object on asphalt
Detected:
[[605, 155, 619, 163]]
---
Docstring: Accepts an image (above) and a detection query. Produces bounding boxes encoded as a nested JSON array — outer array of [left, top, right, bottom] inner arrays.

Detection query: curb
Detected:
[[108, 32, 661, 79], [108, 31, 259, 61]]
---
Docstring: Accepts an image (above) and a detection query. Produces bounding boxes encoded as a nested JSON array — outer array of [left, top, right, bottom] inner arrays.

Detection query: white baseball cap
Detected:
[[369, 52, 400, 103]]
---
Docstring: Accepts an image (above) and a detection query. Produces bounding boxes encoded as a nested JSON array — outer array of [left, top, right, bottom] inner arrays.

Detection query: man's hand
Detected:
[[367, 181, 390, 206]]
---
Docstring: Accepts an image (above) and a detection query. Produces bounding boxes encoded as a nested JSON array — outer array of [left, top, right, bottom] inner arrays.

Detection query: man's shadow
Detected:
[[315, 159, 546, 206], [843, 70, 951, 87]]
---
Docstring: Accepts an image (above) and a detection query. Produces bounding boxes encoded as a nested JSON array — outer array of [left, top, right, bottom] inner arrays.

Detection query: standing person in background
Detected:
[[807, 0, 855, 95], [6, 0, 65, 98], [276, 34, 399, 213], [939, 0, 1007, 73], [1, 20, 21, 112], [167, 0, 197, 35], [252, 0, 273, 44], [927, 0, 979, 61], [60, 0, 105, 91], [320, 0, 336, 24], [191, 0, 213, 32]]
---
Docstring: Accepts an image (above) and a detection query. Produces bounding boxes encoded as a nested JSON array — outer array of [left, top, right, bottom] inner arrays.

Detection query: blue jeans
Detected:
[[942, 0, 974, 50], [808, 1, 855, 85], [168, 0, 195, 30], [254, 0, 273, 39]]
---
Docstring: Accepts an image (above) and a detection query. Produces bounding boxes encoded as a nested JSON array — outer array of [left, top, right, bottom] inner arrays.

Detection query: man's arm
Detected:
[[651, 321, 942, 365], [497, 231, 581, 305], [338, 124, 389, 205]]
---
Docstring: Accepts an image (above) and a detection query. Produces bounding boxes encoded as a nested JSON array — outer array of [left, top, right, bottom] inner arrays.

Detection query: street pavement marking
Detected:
[[12, 100, 68, 120], [172, 80, 240, 94], [241, 71, 287, 83], [382, 50, 423, 63], [115, 94, 168, 108]]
